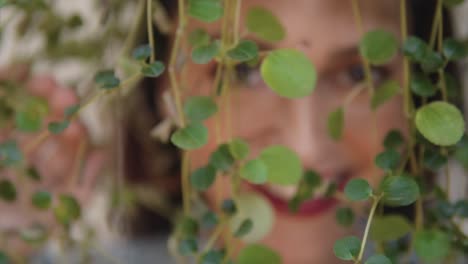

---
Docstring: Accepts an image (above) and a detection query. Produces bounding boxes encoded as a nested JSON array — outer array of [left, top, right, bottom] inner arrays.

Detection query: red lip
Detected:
[[248, 172, 350, 217]]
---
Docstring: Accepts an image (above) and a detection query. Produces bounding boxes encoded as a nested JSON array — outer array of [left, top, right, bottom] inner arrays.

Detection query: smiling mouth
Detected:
[[248, 170, 352, 217]]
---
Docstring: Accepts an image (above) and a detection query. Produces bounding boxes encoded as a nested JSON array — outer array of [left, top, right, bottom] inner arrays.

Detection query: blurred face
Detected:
[[168, 0, 406, 263]]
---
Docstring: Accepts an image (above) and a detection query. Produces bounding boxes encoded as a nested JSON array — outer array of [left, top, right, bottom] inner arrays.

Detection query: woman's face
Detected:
[[176, 0, 406, 263]]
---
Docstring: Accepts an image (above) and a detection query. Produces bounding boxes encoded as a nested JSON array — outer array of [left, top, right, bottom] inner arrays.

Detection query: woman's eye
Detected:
[[344, 64, 390, 87], [234, 63, 262, 88]]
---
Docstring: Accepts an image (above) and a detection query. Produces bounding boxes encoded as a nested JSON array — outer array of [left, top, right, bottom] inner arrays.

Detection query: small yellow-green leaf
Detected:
[[32, 191, 52, 210], [15, 97, 49, 132], [380, 175, 420, 207], [184, 96, 218, 121], [344, 178, 372, 201], [142, 61, 165, 77], [415, 101, 465, 146], [260, 145, 302, 185], [240, 159, 268, 184], [333, 236, 361, 261], [227, 40, 259, 62], [228, 138, 250, 160], [370, 215, 412, 241], [192, 42, 219, 64], [54, 194, 81, 226], [246, 7, 285, 42], [188, 0, 223, 23], [237, 244, 281, 264], [359, 29, 398, 65], [190, 165, 216, 191], [415, 229, 451, 263], [261, 49, 317, 98], [328, 107, 344, 140], [371, 80, 400, 110]]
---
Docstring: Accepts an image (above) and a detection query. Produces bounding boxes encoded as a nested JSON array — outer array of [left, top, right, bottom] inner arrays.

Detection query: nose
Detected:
[[281, 95, 340, 173]]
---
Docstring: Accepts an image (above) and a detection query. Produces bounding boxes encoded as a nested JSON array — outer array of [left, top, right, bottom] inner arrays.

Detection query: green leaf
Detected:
[[415, 101, 465, 146], [171, 123, 208, 150], [227, 40, 259, 62], [189, 28, 211, 47], [0, 180, 16, 202], [209, 144, 235, 171], [200, 250, 223, 264], [344, 178, 372, 201], [201, 211, 219, 228], [177, 216, 199, 238], [221, 199, 237, 215], [64, 104, 80, 118], [178, 238, 198, 256], [0, 0, 9, 8], [375, 149, 400, 171], [422, 148, 448, 170], [414, 229, 451, 263], [230, 193, 274, 243], [333, 236, 361, 261], [370, 215, 412, 241], [132, 44, 152, 61], [26, 167, 41, 181], [188, 0, 223, 23], [54, 194, 81, 226], [327, 107, 344, 140], [228, 138, 250, 160], [365, 254, 392, 264], [443, 38, 467, 60], [403, 36, 428, 62], [303, 170, 321, 187], [371, 80, 400, 110], [20, 224, 47, 244], [420, 51, 444, 73], [31, 191, 52, 210], [335, 207, 355, 227], [190, 165, 216, 191], [383, 130, 404, 149], [246, 7, 285, 42], [237, 244, 281, 264], [184, 96, 218, 121], [240, 159, 268, 184], [15, 97, 49, 132], [0, 251, 9, 264], [359, 29, 398, 65], [260, 145, 302, 185], [261, 49, 317, 98], [380, 176, 420, 207], [410, 73, 436, 97], [48, 120, 70, 134], [192, 42, 219, 64], [94, 70, 120, 89], [142, 61, 165, 77], [0, 140, 23, 166], [234, 218, 253, 238]]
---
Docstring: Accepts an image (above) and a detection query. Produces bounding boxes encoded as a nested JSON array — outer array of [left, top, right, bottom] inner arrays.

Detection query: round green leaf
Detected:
[[228, 138, 250, 160], [344, 178, 372, 201], [190, 165, 216, 191], [142, 61, 165, 77], [261, 49, 317, 98], [327, 107, 344, 140], [410, 73, 436, 97], [221, 199, 237, 216], [201, 211, 219, 228], [177, 216, 199, 238], [365, 254, 392, 264], [237, 244, 281, 264], [420, 51, 444, 73], [132, 44, 152, 61], [259, 145, 302, 185], [335, 207, 355, 227], [15, 97, 49, 132], [230, 192, 274, 243], [188, 0, 223, 23], [48, 120, 70, 135], [375, 149, 400, 171], [383, 130, 404, 149], [94, 70, 120, 89], [380, 176, 420, 207], [178, 238, 198, 256], [371, 80, 400, 110], [234, 218, 253, 238], [415, 229, 451, 263], [370, 215, 412, 241], [443, 38, 467, 61], [209, 144, 234, 171], [54, 194, 81, 226], [0, 140, 23, 166], [171, 123, 208, 150], [359, 29, 398, 65], [415, 101, 465, 146], [240, 159, 268, 184], [184, 96, 218, 122], [0, 180, 16, 202], [32, 191, 52, 210], [246, 7, 285, 42], [333, 236, 361, 261], [192, 42, 219, 64], [402, 36, 428, 62], [227, 40, 259, 62]]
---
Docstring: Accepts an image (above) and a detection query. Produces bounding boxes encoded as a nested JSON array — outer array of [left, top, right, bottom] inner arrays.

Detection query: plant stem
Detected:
[[147, 0, 156, 63], [356, 195, 381, 263], [429, 0, 443, 49]]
